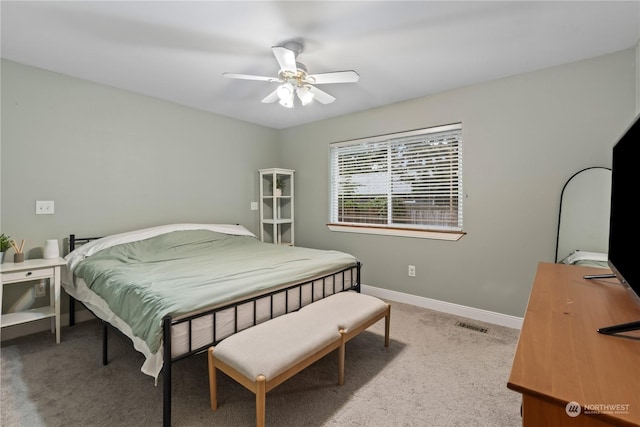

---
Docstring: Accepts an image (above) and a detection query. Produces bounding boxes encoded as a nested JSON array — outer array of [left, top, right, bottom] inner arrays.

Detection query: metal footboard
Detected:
[[160, 262, 360, 426]]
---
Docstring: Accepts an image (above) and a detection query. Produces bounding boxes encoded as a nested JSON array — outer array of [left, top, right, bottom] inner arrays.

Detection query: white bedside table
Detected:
[[1, 257, 67, 343]]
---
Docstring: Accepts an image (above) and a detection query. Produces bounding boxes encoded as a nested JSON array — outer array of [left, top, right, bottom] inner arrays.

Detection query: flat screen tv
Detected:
[[597, 112, 640, 335]]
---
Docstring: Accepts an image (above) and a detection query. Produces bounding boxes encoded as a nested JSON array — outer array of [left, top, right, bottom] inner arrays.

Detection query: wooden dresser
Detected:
[[508, 262, 640, 426]]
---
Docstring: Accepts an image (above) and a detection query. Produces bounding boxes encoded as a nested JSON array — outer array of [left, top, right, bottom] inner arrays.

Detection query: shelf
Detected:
[[1, 306, 55, 327], [259, 168, 295, 246], [262, 219, 293, 224]]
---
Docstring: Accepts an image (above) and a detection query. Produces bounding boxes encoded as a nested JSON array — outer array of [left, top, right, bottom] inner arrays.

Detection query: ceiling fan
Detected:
[[223, 41, 359, 108]]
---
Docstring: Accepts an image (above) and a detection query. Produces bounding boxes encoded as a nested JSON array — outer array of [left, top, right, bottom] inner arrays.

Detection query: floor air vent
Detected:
[[455, 321, 488, 333]]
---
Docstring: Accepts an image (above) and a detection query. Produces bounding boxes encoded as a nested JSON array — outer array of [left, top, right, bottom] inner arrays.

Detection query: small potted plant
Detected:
[[0, 233, 11, 264], [276, 178, 285, 197]]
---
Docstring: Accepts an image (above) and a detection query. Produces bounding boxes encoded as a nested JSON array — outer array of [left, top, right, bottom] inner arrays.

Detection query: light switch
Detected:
[[36, 200, 55, 215]]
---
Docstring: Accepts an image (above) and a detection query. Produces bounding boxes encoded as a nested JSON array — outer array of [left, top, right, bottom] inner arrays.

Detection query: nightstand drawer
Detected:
[[2, 267, 54, 283]]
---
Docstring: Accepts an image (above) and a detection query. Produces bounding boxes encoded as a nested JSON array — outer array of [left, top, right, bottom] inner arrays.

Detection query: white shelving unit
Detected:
[[259, 168, 294, 245]]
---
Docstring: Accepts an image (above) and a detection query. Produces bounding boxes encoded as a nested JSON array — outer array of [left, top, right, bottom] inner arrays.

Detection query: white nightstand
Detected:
[[1, 257, 66, 343]]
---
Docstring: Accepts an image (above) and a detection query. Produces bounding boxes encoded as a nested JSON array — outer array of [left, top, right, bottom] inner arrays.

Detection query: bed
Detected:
[[61, 223, 361, 426], [555, 167, 611, 268]]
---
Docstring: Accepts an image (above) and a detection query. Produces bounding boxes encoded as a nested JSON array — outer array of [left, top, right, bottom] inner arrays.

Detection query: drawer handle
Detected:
[[26, 272, 32, 276]]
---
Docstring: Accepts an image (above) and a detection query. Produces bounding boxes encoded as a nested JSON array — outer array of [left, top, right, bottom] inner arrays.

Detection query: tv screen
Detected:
[[598, 113, 640, 335]]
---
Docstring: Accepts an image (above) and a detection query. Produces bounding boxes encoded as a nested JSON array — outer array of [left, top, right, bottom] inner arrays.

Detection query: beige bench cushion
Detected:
[[213, 312, 340, 380], [300, 291, 388, 333]]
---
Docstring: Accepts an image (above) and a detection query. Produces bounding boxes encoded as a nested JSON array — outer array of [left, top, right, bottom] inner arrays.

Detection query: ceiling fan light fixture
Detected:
[[277, 83, 294, 102], [296, 85, 315, 106], [279, 98, 294, 108], [278, 94, 294, 108]]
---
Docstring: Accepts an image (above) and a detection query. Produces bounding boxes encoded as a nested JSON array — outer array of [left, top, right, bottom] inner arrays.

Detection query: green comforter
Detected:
[[73, 229, 357, 353]]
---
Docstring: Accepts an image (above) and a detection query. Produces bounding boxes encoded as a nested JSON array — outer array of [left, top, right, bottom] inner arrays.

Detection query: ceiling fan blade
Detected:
[[261, 89, 280, 104], [306, 70, 360, 84], [223, 73, 280, 82], [308, 85, 336, 104], [272, 46, 297, 73]]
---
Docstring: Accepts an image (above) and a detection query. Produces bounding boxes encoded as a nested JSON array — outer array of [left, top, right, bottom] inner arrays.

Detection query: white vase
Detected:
[[43, 239, 60, 259]]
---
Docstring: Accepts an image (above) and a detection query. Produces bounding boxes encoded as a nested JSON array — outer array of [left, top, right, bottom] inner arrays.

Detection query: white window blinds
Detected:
[[330, 123, 463, 232]]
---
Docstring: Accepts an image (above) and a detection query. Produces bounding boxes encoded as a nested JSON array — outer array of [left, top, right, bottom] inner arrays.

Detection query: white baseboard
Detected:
[[361, 284, 523, 330]]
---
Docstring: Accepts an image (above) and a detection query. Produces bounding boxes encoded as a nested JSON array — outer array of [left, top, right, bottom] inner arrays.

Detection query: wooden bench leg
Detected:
[[208, 347, 218, 411], [384, 304, 391, 348], [338, 329, 346, 386], [256, 375, 266, 427]]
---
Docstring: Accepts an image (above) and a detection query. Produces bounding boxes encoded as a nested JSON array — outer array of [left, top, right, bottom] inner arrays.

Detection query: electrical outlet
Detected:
[[34, 280, 47, 297], [250, 202, 258, 211], [408, 265, 416, 277], [36, 200, 55, 215]]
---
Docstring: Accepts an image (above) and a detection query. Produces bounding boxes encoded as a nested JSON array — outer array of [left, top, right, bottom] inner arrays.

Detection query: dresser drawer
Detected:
[[1, 267, 54, 283]]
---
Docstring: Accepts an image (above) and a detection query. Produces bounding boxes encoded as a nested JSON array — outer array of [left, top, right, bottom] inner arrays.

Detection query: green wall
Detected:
[[1, 59, 279, 240]]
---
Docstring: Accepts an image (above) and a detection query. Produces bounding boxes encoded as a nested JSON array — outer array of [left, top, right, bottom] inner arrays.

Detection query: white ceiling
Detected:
[[2, 1, 639, 130]]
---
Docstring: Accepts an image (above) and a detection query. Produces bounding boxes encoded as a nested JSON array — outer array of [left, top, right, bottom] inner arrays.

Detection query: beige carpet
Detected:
[[1, 300, 522, 426]]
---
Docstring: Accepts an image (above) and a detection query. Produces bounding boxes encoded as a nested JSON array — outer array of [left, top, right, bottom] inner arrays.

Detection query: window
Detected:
[[328, 123, 464, 240]]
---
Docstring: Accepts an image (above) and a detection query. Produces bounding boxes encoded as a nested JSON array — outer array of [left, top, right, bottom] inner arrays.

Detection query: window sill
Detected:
[[326, 224, 465, 241]]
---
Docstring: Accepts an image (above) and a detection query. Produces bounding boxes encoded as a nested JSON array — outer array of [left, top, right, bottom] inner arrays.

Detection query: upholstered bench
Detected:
[[299, 291, 391, 348], [207, 291, 390, 427]]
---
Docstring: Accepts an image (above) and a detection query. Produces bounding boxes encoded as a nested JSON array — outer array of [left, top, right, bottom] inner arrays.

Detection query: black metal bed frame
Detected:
[[67, 234, 361, 427]]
